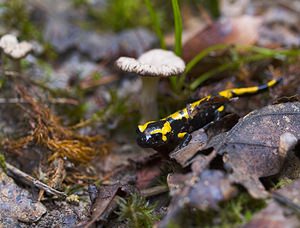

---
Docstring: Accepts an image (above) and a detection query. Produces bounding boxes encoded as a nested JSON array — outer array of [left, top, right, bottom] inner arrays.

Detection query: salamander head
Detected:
[[136, 120, 171, 148]]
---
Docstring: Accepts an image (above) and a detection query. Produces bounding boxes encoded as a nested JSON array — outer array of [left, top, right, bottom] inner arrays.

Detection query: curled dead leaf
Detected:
[[183, 15, 262, 61], [244, 178, 300, 228], [208, 102, 300, 198]]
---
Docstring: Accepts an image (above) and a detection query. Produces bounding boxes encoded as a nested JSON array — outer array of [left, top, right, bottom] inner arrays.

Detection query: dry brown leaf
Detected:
[[160, 169, 237, 227], [244, 178, 300, 228], [183, 15, 262, 61], [208, 102, 300, 198]]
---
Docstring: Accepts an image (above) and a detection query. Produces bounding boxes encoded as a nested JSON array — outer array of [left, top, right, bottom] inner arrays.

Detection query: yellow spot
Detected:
[[183, 96, 211, 117], [217, 106, 225, 112], [177, 132, 187, 139], [138, 121, 155, 132], [165, 108, 189, 121], [190, 96, 210, 109], [267, 79, 276, 87], [150, 121, 172, 141], [218, 90, 233, 98], [167, 111, 182, 120]]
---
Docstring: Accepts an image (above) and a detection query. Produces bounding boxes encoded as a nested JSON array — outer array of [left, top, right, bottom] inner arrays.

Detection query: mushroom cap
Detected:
[[0, 34, 33, 59], [116, 49, 185, 77]]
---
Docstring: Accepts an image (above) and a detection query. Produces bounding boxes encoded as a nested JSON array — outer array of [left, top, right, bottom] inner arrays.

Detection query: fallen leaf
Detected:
[[170, 113, 239, 167], [81, 184, 121, 227], [188, 170, 237, 210], [208, 102, 300, 198], [183, 15, 262, 61], [160, 170, 237, 227], [244, 178, 300, 228], [243, 201, 299, 228], [274, 178, 300, 209], [169, 129, 209, 167]]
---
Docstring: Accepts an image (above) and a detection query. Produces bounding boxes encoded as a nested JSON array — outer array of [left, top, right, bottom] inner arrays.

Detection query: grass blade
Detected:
[[171, 0, 182, 56], [144, 0, 166, 49]]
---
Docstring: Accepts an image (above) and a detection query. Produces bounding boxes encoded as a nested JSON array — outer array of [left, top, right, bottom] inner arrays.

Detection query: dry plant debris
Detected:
[[3, 87, 110, 164], [170, 113, 239, 167], [157, 101, 300, 226], [182, 15, 261, 61], [244, 178, 300, 228], [81, 184, 121, 227], [159, 169, 237, 227], [208, 102, 300, 198]]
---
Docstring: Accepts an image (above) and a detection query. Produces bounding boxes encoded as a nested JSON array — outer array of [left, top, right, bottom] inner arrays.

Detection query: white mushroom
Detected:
[[0, 34, 32, 59], [116, 49, 185, 122]]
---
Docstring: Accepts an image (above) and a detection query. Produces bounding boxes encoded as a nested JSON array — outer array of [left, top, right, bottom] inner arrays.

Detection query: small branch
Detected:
[[5, 162, 67, 198], [272, 192, 300, 213], [141, 185, 169, 198], [0, 97, 78, 105], [4, 70, 62, 95]]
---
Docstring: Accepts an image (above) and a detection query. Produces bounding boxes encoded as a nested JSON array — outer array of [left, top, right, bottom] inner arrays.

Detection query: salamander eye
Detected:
[[151, 133, 162, 141]]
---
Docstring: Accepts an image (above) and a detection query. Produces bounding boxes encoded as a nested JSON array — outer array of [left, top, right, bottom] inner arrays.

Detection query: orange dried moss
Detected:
[[4, 86, 110, 164]]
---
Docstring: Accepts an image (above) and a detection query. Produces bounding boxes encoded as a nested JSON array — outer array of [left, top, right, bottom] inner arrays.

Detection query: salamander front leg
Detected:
[[178, 133, 192, 149]]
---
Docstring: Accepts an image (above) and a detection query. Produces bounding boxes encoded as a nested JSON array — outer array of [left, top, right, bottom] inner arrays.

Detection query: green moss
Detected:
[[273, 178, 293, 190], [0, 0, 58, 60], [117, 194, 159, 228], [1, 0, 41, 41], [86, 0, 149, 32], [81, 0, 172, 33], [197, 0, 220, 19], [72, 0, 89, 8], [0, 153, 6, 172]]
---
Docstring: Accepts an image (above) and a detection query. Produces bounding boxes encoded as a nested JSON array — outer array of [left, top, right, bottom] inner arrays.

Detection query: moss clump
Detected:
[[117, 194, 159, 228], [0, 153, 6, 172], [81, 0, 172, 33], [3, 87, 110, 164], [1, 0, 41, 41]]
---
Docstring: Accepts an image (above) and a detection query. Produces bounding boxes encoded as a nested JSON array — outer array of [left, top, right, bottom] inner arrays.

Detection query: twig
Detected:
[[5, 162, 67, 198], [0, 97, 78, 105], [38, 158, 66, 201], [141, 185, 169, 198], [272, 192, 300, 213], [4, 70, 62, 95]]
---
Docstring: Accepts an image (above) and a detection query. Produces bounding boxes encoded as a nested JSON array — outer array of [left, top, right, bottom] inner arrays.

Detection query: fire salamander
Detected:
[[136, 78, 282, 152]]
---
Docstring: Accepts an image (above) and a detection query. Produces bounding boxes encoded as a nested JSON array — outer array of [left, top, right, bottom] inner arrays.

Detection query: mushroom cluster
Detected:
[[116, 49, 185, 122]]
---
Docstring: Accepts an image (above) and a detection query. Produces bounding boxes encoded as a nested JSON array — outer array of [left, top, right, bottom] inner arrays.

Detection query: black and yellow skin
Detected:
[[136, 78, 282, 152]]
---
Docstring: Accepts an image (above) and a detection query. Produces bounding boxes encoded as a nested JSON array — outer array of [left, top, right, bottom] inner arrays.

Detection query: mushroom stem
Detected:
[[12, 59, 21, 73], [140, 77, 159, 122]]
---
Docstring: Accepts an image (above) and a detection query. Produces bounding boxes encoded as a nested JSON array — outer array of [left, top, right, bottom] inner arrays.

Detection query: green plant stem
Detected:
[[144, 0, 165, 49], [190, 54, 271, 90], [170, 44, 228, 92], [172, 0, 182, 56], [184, 44, 229, 76], [188, 46, 300, 90]]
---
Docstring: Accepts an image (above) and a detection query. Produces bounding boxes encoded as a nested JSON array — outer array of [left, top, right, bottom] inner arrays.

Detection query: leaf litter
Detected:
[[1, 0, 300, 227], [158, 101, 300, 226]]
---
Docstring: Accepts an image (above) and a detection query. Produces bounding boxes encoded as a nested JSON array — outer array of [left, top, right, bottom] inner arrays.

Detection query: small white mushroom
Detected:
[[116, 49, 185, 122], [0, 34, 32, 59]]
